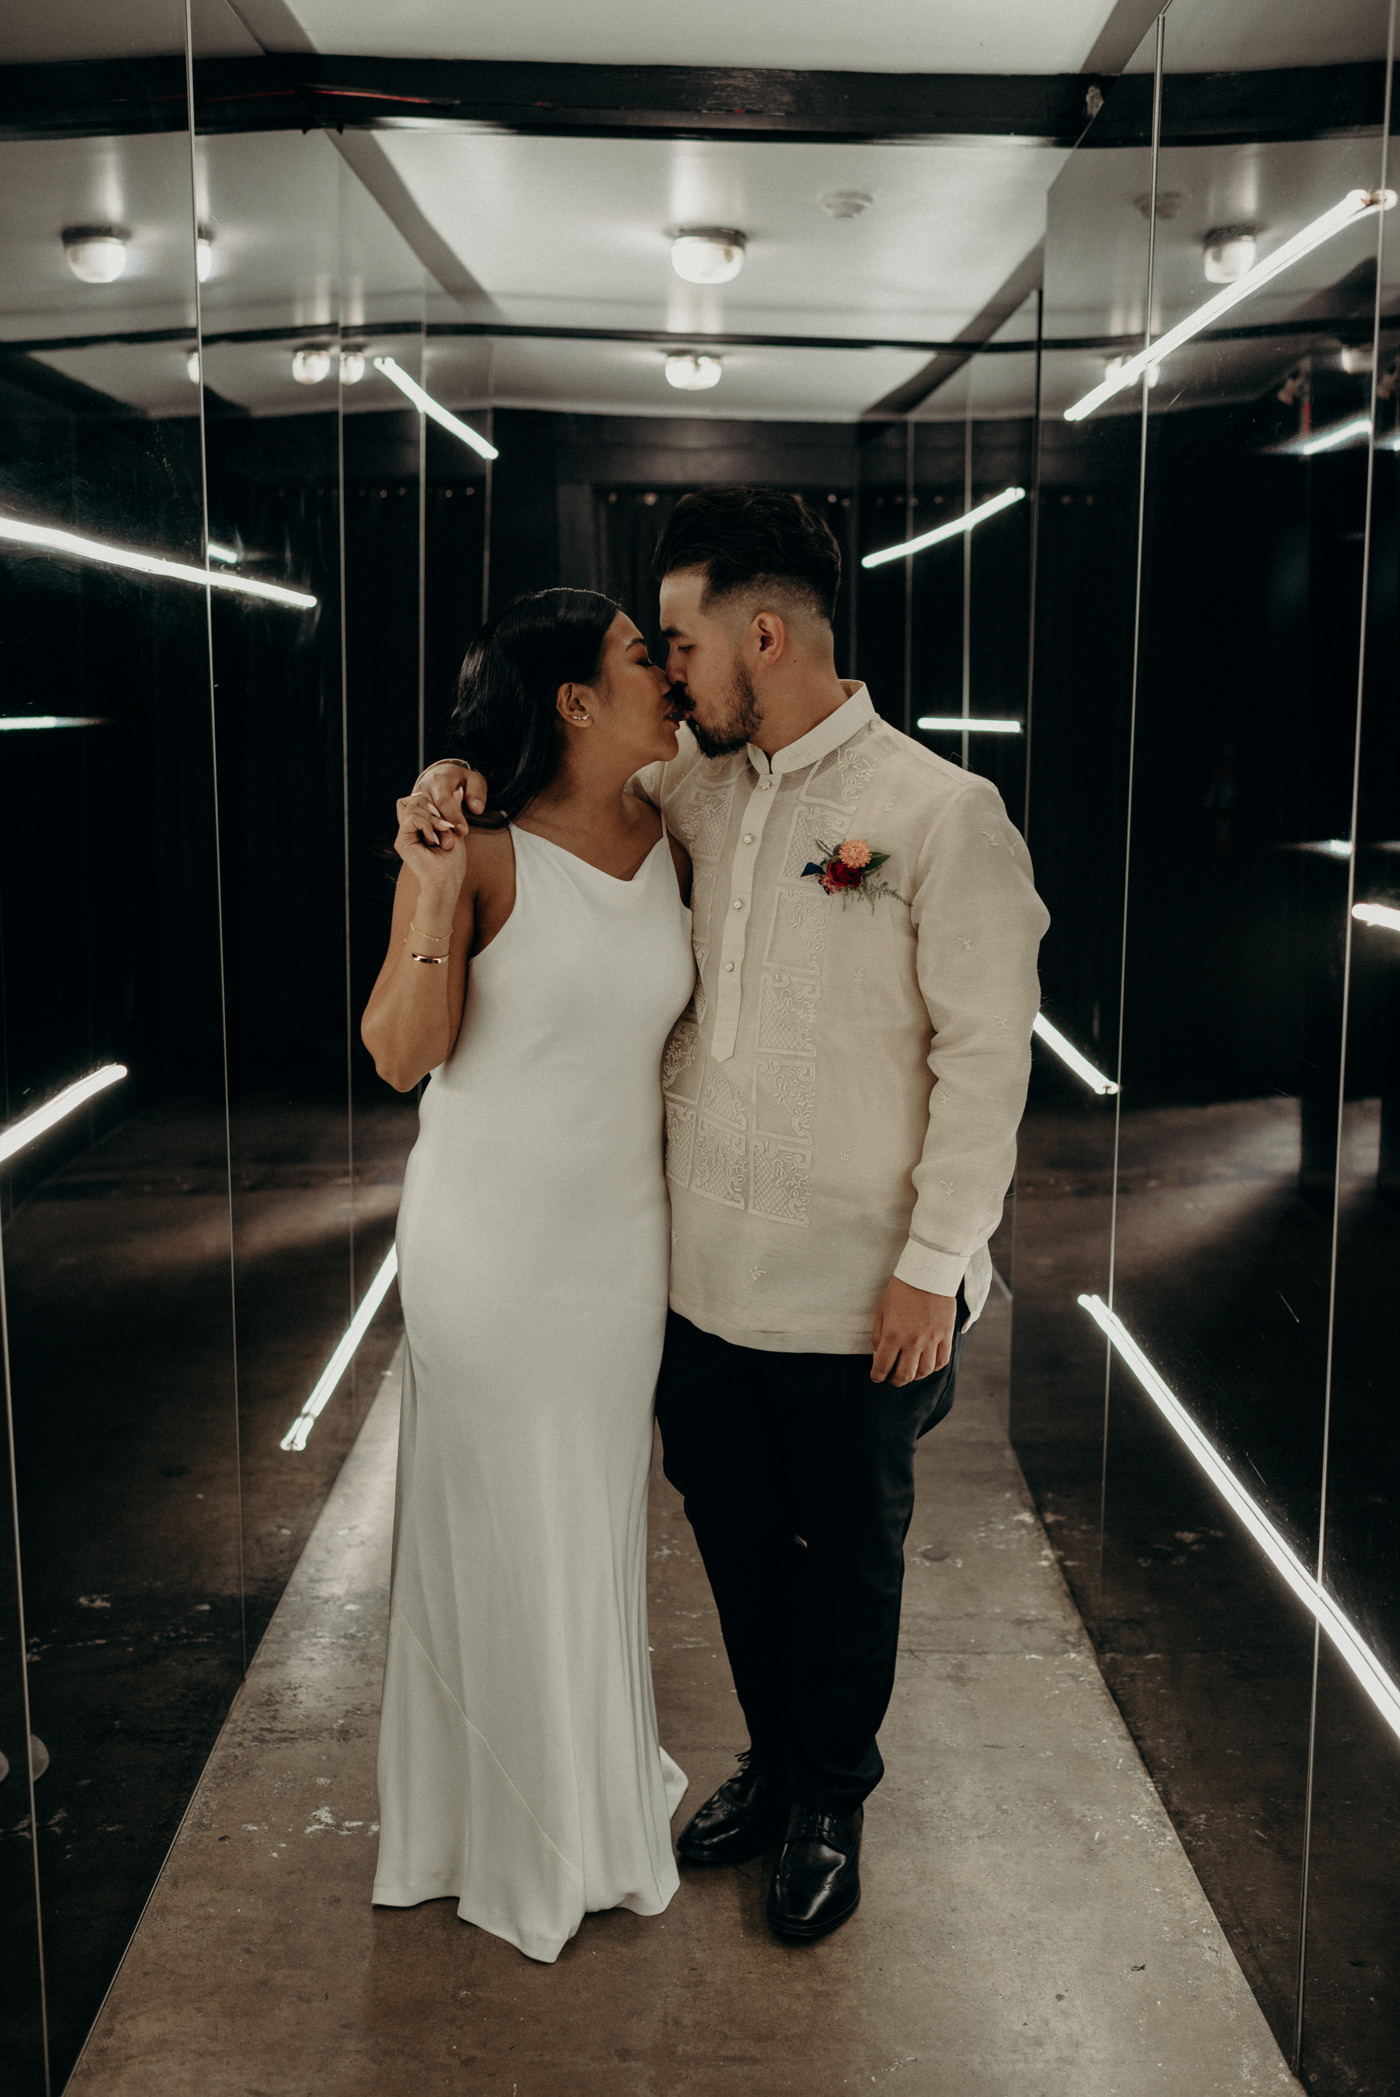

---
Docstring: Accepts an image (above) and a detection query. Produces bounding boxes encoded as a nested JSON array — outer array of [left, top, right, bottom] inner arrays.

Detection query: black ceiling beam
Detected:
[[0, 53, 1392, 149]]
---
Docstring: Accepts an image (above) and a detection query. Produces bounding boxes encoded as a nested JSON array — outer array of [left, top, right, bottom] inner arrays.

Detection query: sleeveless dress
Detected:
[[372, 823, 696, 1962]]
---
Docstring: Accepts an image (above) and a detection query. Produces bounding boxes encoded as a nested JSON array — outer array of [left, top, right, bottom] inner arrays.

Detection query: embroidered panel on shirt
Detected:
[[758, 969, 819, 1055], [755, 1056, 815, 1139], [766, 888, 828, 971], [781, 801, 832, 880], [662, 1019, 701, 1100], [690, 1117, 748, 1208], [692, 943, 710, 1025], [664, 1100, 696, 1185], [685, 783, 738, 863], [751, 1138, 811, 1226], [700, 1062, 748, 1130]]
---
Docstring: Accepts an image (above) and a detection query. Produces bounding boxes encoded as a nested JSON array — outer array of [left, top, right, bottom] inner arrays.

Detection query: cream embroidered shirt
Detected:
[[633, 682, 1049, 1355]]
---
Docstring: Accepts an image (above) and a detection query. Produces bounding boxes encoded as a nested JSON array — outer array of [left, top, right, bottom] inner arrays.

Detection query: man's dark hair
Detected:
[[652, 485, 841, 626]]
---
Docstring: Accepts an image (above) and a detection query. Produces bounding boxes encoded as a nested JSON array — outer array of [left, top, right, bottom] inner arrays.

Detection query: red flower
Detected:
[[821, 859, 862, 892]]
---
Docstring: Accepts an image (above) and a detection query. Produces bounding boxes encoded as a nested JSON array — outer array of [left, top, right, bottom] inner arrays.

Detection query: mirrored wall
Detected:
[[1011, 3, 1400, 2087]]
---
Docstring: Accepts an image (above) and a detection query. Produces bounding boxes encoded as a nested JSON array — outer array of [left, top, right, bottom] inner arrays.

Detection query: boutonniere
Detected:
[[801, 838, 907, 908]]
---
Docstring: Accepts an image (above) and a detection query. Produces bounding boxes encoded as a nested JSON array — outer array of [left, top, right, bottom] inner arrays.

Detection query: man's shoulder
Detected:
[[859, 717, 1008, 819]]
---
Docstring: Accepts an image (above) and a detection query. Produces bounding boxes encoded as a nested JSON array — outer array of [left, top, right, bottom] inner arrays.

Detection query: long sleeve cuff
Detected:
[[893, 1238, 969, 1298]]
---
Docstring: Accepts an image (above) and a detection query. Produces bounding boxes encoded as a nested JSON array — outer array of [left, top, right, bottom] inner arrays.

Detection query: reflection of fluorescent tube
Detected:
[[1289, 839, 1352, 858], [0, 514, 316, 610], [372, 357, 499, 461], [1275, 415, 1373, 458], [1032, 1013, 1119, 1095], [206, 540, 239, 564], [917, 716, 1022, 734], [0, 1063, 127, 1168], [1066, 189, 1397, 422], [0, 715, 107, 730], [1354, 900, 1400, 933], [281, 1245, 399, 1452], [861, 486, 1025, 569], [1079, 1293, 1400, 1747]]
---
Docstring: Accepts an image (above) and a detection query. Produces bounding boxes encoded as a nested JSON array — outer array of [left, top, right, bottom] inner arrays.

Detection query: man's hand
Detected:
[[870, 1278, 958, 1386], [413, 758, 489, 830]]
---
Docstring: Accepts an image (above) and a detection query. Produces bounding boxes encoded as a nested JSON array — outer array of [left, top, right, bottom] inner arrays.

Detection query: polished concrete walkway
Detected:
[[67, 1294, 1300, 2096]]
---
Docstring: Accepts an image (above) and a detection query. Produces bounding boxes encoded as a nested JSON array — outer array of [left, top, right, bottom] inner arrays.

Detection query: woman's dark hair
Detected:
[[446, 586, 619, 824], [652, 484, 841, 626]]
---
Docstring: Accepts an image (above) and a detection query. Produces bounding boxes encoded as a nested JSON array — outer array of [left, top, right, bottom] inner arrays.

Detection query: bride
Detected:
[[361, 587, 695, 1963]]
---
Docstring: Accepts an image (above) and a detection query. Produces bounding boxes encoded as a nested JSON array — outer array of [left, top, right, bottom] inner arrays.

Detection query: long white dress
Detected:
[[372, 823, 695, 1962]]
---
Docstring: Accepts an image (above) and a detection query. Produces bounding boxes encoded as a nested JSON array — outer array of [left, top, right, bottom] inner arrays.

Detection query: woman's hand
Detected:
[[415, 759, 489, 822], [394, 787, 471, 908]]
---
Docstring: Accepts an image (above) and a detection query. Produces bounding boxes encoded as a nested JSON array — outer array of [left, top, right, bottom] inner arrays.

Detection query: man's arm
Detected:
[[873, 780, 1049, 1380]]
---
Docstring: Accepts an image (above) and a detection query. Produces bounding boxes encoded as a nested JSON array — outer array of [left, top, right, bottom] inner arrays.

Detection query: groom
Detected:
[[419, 486, 1047, 1942]]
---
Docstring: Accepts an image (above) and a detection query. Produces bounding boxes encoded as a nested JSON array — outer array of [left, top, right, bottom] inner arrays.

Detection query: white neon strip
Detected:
[[1354, 900, 1400, 933], [917, 715, 1023, 733], [0, 715, 107, 730], [1291, 838, 1353, 858], [1279, 415, 1374, 458], [861, 486, 1026, 569], [373, 357, 499, 461], [1032, 1013, 1119, 1095], [206, 540, 239, 564], [1079, 1293, 1400, 1746], [0, 514, 316, 610], [280, 1244, 399, 1452], [1065, 189, 1396, 422], [0, 1063, 127, 1168]]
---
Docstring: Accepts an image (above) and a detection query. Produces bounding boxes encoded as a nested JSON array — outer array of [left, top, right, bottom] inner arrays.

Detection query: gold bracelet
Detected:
[[408, 920, 450, 946], [410, 950, 449, 964]]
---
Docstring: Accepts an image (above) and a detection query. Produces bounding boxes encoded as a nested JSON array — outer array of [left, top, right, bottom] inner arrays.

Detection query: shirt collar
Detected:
[[746, 681, 876, 781]]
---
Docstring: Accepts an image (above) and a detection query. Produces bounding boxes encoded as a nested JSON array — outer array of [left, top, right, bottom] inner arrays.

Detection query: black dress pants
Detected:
[[655, 1295, 968, 1815]]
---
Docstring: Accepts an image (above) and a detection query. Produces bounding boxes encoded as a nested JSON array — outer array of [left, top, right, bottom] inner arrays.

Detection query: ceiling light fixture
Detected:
[[820, 191, 874, 219], [0, 511, 317, 610], [1032, 1014, 1119, 1095], [0, 1063, 127, 1168], [1202, 224, 1258, 283], [0, 716, 108, 730], [62, 225, 130, 285], [917, 716, 1022, 734], [664, 352, 723, 392], [281, 1244, 399, 1452], [1354, 900, 1400, 933], [1066, 189, 1396, 422], [339, 346, 367, 385], [196, 225, 214, 283], [291, 346, 332, 386], [206, 540, 239, 565], [186, 350, 201, 384], [862, 486, 1026, 570], [1276, 414, 1374, 457], [1080, 1292, 1400, 1746], [372, 356, 499, 460], [670, 227, 747, 285]]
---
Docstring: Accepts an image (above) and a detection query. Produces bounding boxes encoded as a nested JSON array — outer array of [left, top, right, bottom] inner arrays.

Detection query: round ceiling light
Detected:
[[820, 191, 874, 219], [291, 347, 332, 385], [665, 352, 723, 392], [62, 225, 130, 285], [196, 226, 214, 283], [186, 349, 201, 385], [1203, 225, 1258, 283], [339, 346, 367, 385], [670, 228, 746, 285]]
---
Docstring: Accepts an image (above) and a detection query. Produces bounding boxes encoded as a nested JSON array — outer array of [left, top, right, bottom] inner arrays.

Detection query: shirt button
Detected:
[[733, 898, 744, 910], [743, 833, 754, 844], [724, 960, 735, 972]]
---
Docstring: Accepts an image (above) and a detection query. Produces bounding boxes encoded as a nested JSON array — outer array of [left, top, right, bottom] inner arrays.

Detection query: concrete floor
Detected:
[[65, 1292, 1301, 2097]]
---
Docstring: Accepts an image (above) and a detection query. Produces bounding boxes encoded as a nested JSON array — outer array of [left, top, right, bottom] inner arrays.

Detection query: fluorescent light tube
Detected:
[[917, 716, 1022, 733], [861, 486, 1025, 569], [0, 1063, 127, 1168], [205, 540, 240, 564], [1032, 1013, 1119, 1095], [1354, 900, 1400, 933], [1066, 189, 1396, 422], [1079, 1293, 1400, 1746], [0, 514, 316, 610], [1277, 415, 1374, 458], [0, 715, 107, 730], [281, 1245, 399, 1452], [373, 357, 499, 461]]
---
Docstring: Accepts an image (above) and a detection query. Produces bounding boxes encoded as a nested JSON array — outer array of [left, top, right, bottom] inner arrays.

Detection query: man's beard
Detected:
[[686, 654, 762, 760]]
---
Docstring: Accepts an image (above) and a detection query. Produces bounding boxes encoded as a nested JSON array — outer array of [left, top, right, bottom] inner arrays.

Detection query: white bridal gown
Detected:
[[372, 823, 695, 1963]]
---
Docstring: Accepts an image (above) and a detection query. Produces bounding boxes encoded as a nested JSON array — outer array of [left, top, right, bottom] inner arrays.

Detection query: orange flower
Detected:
[[837, 839, 872, 869]]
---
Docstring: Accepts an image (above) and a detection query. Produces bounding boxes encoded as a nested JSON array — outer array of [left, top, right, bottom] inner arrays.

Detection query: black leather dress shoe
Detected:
[[766, 1804, 863, 1940], [676, 1752, 790, 1865]]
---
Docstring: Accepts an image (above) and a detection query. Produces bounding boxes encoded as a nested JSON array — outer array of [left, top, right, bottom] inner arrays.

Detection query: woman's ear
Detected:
[[556, 681, 592, 728]]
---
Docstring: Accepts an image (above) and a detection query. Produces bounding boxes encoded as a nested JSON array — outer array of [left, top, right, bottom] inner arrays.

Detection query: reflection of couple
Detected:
[[362, 486, 1048, 1962]]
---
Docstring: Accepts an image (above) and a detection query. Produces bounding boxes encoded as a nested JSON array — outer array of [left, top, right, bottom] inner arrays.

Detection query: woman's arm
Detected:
[[361, 788, 474, 1091]]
